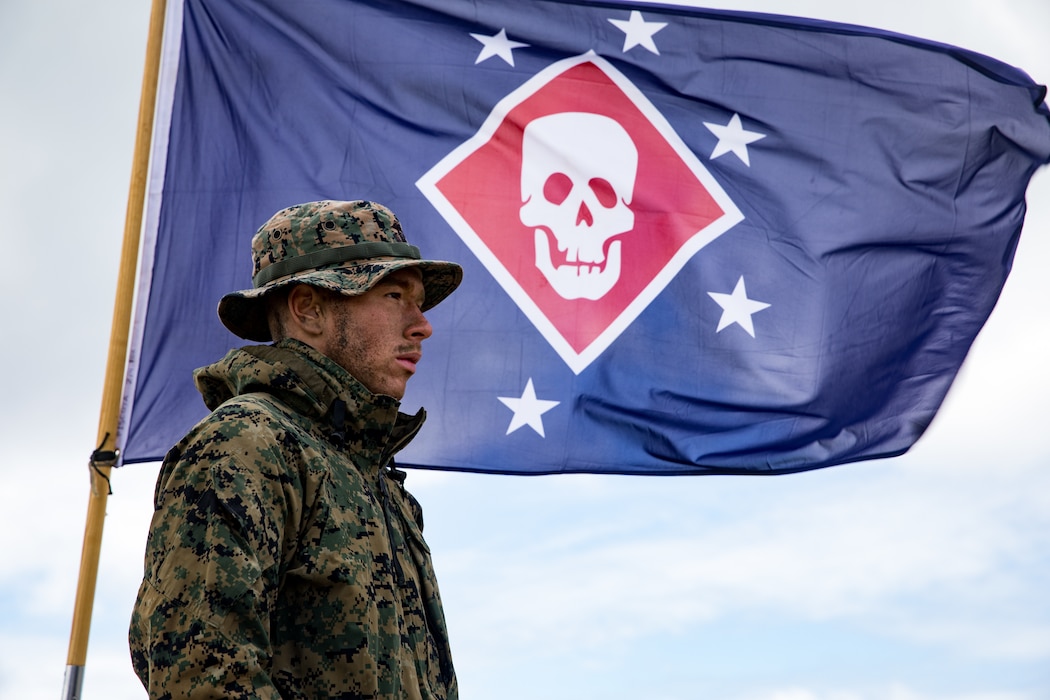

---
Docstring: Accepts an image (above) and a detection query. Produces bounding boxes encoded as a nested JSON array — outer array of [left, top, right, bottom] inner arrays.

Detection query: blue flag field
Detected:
[[120, 0, 1050, 475]]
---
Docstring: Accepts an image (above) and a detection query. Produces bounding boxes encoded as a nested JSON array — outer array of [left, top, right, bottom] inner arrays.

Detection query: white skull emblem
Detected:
[[519, 112, 638, 300]]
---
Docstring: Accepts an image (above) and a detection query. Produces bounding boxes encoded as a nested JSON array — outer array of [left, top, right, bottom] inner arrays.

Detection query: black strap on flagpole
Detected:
[[88, 433, 118, 495]]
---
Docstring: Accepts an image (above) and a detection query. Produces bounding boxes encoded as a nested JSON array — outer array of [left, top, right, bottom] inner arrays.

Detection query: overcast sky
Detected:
[[1, 0, 1048, 698]]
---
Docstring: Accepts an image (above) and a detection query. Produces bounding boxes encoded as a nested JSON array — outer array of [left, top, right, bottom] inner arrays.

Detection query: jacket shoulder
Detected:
[[156, 392, 320, 494], [188, 391, 309, 449]]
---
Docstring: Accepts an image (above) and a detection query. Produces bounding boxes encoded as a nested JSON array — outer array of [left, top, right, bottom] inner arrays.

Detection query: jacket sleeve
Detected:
[[129, 418, 297, 699]]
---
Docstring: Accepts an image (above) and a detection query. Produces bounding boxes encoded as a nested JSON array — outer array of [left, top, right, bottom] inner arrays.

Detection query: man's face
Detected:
[[322, 268, 433, 399]]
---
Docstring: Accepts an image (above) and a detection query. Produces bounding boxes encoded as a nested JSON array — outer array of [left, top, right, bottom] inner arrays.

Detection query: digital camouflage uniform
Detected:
[[129, 338, 457, 699]]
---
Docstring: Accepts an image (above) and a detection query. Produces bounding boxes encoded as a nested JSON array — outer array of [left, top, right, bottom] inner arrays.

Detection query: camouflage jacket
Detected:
[[129, 339, 456, 699]]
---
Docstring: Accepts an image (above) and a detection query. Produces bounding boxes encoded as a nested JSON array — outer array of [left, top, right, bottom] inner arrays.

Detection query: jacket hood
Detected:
[[192, 339, 425, 457]]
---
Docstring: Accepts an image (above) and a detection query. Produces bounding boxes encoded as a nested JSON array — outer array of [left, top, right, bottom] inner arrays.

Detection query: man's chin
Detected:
[[377, 376, 410, 400]]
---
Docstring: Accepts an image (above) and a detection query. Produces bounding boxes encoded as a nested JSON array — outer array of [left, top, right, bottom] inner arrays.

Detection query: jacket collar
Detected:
[[194, 338, 425, 466]]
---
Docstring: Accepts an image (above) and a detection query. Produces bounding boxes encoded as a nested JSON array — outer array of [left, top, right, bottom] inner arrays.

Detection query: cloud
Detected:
[[740, 685, 1031, 700], [423, 447, 1050, 668]]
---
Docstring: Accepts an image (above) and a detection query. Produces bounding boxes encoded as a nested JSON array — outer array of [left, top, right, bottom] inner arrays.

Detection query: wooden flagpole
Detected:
[[62, 0, 168, 697]]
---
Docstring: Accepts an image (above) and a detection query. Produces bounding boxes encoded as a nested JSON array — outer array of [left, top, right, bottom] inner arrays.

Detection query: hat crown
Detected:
[[251, 200, 407, 284], [218, 198, 462, 342]]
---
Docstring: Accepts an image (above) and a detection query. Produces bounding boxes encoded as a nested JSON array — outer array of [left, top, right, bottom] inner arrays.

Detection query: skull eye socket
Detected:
[[589, 178, 617, 208], [542, 172, 573, 205]]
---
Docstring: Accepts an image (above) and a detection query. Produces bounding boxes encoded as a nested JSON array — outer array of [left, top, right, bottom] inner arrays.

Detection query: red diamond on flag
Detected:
[[418, 53, 742, 373]]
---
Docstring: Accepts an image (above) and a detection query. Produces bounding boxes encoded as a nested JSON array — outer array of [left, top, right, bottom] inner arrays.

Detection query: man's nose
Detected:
[[408, 306, 432, 340]]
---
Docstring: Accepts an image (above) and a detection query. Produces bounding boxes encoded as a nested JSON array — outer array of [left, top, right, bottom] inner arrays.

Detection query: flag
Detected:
[[120, 0, 1050, 475]]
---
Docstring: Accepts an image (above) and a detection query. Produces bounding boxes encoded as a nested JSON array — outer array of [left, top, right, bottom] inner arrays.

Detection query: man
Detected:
[[129, 200, 462, 699]]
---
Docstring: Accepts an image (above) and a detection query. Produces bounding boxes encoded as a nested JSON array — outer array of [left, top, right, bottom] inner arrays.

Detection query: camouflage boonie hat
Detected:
[[218, 200, 463, 341]]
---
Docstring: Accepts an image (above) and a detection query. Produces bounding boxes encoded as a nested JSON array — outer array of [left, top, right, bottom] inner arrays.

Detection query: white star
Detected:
[[707, 276, 771, 337], [470, 28, 529, 66], [497, 378, 560, 437], [703, 113, 766, 166], [608, 10, 668, 55]]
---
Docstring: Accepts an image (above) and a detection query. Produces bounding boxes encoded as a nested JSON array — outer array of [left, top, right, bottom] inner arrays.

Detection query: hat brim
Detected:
[[218, 257, 463, 342]]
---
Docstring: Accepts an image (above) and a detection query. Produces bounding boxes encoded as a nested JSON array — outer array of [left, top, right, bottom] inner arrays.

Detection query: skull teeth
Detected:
[[534, 230, 623, 301], [566, 263, 604, 275]]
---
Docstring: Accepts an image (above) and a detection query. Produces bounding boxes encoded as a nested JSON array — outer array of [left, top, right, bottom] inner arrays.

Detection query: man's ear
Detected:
[[286, 284, 328, 338]]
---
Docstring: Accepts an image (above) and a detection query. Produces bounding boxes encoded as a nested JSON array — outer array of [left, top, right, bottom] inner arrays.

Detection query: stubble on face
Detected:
[[321, 269, 430, 400]]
